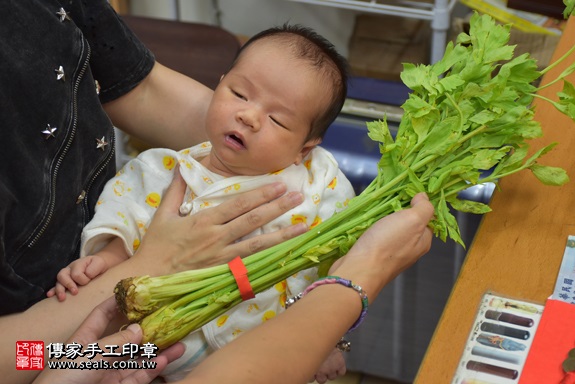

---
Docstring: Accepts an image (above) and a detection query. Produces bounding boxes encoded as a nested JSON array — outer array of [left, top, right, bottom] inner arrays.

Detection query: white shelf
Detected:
[[285, 0, 458, 63]]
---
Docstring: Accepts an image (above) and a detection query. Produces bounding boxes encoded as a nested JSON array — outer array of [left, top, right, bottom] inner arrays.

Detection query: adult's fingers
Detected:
[[216, 188, 303, 240], [139, 173, 305, 271], [160, 169, 299, 228], [183, 184, 306, 261], [408, 192, 434, 254], [229, 220, 308, 258], [207, 183, 300, 226], [410, 192, 435, 219], [159, 172, 304, 240], [329, 193, 435, 299], [117, 343, 185, 384]]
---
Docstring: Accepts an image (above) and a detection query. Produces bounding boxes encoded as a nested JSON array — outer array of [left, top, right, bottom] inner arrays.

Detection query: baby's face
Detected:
[[203, 39, 328, 177]]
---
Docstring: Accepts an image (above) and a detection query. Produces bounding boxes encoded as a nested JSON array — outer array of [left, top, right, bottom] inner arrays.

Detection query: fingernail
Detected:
[[292, 223, 308, 235], [127, 323, 142, 335], [288, 191, 304, 205], [272, 182, 287, 194]]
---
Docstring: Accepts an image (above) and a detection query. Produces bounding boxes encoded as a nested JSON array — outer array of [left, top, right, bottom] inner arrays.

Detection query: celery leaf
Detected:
[[530, 164, 570, 186]]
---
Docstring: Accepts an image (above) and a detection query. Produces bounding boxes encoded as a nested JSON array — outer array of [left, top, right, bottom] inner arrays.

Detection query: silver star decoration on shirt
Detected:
[[56, 7, 71, 22], [42, 124, 57, 139], [55, 66, 65, 82], [96, 136, 109, 151]]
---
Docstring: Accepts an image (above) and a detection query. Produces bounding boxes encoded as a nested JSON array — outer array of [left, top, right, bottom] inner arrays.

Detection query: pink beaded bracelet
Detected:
[[285, 275, 369, 333]]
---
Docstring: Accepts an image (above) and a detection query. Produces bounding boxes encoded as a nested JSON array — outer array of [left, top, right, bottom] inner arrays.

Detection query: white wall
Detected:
[[129, 0, 358, 57]]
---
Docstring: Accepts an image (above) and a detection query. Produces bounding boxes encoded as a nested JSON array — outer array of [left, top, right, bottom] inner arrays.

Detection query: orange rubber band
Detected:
[[228, 256, 255, 301]]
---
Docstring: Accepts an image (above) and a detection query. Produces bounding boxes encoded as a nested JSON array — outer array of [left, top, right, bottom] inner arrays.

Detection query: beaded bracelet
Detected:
[[285, 275, 369, 334]]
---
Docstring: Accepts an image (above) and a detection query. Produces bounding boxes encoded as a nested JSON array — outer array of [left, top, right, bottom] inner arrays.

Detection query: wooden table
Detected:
[[415, 16, 575, 383]]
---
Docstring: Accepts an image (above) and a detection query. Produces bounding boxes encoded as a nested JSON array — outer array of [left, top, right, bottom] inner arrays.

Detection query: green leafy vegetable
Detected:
[[115, 10, 575, 349], [565, 0, 575, 19]]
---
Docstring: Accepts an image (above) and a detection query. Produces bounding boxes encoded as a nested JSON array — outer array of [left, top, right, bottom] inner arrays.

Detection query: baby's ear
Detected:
[[294, 137, 322, 165]]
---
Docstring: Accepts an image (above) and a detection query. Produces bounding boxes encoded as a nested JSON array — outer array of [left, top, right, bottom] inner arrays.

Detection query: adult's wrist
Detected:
[[286, 275, 368, 334], [329, 257, 392, 303]]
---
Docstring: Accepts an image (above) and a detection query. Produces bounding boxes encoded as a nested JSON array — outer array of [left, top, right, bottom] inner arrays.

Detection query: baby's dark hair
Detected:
[[232, 24, 348, 141]]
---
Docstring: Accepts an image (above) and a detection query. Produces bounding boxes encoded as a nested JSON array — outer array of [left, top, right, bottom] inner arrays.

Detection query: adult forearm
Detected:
[[183, 283, 362, 384], [181, 263, 407, 384], [103, 62, 213, 150]]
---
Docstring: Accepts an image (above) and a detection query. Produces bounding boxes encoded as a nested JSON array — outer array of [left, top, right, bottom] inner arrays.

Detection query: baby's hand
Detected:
[[46, 255, 108, 302], [310, 348, 346, 384]]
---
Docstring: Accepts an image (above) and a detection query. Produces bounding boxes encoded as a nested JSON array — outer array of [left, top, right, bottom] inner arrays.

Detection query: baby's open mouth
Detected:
[[228, 134, 244, 147]]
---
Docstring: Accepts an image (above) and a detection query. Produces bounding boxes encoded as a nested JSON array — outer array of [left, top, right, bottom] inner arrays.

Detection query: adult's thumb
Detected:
[[99, 323, 143, 354], [156, 165, 187, 217]]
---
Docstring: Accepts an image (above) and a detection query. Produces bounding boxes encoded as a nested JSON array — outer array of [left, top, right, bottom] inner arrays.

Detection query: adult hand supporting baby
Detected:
[[135, 166, 307, 275]]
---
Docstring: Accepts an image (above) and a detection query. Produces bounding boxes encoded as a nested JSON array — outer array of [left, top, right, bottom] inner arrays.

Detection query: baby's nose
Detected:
[[237, 108, 261, 131]]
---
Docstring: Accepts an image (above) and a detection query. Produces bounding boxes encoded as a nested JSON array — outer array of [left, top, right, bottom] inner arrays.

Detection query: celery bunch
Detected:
[[115, 10, 575, 349]]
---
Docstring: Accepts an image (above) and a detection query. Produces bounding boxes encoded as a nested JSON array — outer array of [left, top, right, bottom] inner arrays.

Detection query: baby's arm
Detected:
[[311, 348, 346, 384], [47, 237, 129, 302]]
